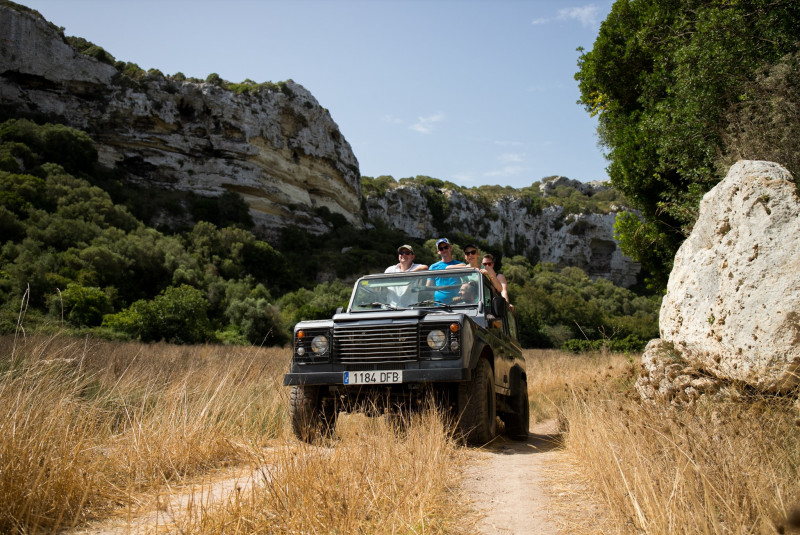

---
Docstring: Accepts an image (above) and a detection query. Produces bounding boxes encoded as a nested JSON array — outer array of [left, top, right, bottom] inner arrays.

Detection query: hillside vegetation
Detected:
[[577, 0, 800, 291], [0, 119, 658, 350]]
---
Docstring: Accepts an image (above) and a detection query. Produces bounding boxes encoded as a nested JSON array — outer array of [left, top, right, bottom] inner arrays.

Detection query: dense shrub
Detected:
[[278, 281, 351, 327], [102, 284, 210, 343], [508, 263, 659, 351], [0, 119, 97, 175], [361, 175, 397, 197], [52, 283, 112, 327], [65, 36, 115, 65], [224, 296, 286, 346]]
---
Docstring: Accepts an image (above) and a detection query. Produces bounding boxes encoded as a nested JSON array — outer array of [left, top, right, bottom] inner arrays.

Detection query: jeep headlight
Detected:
[[311, 335, 329, 354], [427, 329, 447, 350]]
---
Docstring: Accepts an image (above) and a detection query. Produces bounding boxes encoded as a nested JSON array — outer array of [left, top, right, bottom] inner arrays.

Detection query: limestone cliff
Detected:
[[363, 177, 640, 288], [0, 2, 362, 235]]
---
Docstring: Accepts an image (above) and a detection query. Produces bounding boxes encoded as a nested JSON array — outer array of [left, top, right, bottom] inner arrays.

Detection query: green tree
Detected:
[[53, 283, 111, 327], [103, 284, 210, 343], [0, 119, 97, 174], [576, 0, 800, 291]]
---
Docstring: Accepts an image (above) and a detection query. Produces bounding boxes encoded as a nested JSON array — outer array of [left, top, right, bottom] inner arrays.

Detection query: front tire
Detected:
[[505, 378, 529, 440], [457, 358, 496, 445], [289, 385, 337, 443]]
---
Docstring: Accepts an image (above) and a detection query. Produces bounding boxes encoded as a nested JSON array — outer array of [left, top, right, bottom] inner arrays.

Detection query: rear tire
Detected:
[[457, 358, 496, 445], [506, 379, 529, 441], [289, 385, 337, 443]]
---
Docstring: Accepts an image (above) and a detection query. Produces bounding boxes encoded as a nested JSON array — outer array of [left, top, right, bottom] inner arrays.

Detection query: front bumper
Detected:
[[283, 366, 471, 386]]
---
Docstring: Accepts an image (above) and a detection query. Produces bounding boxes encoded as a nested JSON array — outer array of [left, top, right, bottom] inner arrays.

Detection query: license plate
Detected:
[[343, 370, 403, 385]]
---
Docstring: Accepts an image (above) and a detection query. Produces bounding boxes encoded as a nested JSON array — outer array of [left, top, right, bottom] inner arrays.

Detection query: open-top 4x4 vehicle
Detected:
[[283, 267, 528, 445]]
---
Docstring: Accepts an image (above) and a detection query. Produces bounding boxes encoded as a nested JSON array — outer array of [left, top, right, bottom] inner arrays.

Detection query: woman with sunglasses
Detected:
[[445, 242, 494, 282], [482, 253, 510, 304]]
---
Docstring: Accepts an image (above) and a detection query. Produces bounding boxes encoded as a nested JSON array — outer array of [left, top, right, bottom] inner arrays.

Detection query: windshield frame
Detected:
[[348, 268, 484, 312]]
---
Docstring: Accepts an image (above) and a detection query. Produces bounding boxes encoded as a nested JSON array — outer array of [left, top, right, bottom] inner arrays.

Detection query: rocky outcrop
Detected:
[[364, 181, 640, 287], [638, 160, 800, 399], [635, 339, 727, 405], [538, 175, 610, 197], [0, 3, 361, 235]]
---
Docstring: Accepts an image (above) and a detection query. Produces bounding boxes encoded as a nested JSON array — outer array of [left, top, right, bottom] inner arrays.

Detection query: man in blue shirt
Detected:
[[427, 238, 465, 302]]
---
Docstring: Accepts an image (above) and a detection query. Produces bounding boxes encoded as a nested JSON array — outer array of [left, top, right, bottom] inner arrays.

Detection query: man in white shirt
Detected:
[[383, 245, 427, 307], [385, 245, 428, 273]]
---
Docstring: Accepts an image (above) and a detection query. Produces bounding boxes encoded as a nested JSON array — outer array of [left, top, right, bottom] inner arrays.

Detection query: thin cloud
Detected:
[[558, 5, 602, 28], [382, 114, 404, 124], [494, 140, 524, 147], [484, 165, 528, 178], [498, 153, 525, 164], [410, 112, 445, 134], [531, 4, 602, 28]]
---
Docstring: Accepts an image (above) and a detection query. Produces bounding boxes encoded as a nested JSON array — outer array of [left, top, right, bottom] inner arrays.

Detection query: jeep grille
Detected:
[[333, 323, 419, 364]]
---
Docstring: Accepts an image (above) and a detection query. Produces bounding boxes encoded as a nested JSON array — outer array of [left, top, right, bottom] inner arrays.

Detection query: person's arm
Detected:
[[444, 263, 467, 269], [411, 264, 428, 271], [482, 266, 503, 293], [497, 273, 510, 302]]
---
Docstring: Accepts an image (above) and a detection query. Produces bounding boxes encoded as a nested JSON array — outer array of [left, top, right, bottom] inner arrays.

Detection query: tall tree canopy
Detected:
[[576, 0, 800, 291]]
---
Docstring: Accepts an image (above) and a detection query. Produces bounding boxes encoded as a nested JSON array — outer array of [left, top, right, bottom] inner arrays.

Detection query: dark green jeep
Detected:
[[283, 267, 528, 445]]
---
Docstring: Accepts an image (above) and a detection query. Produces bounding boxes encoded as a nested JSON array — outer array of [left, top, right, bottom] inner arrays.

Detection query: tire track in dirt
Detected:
[[460, 419, 563, 535], [66, 466, 266, 535], [68, 420, 594, 534]]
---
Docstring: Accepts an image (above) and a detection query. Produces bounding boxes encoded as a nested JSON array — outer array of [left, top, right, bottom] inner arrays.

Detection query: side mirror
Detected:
[[491, 296, 507, 318], [335, 306, 344, 314]]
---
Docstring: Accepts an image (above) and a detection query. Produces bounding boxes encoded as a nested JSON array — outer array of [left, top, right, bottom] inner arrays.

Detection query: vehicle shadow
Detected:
[[484, 418, 563, 454]]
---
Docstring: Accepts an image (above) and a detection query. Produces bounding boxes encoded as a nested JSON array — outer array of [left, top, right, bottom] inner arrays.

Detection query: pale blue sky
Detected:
[[22, 0, 615, 188]]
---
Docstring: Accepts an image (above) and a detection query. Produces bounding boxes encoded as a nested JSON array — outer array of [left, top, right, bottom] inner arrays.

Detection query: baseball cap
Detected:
[[463, 243, 478, 250], [435, 238, 450, 247], [397, 244, 414, 254]]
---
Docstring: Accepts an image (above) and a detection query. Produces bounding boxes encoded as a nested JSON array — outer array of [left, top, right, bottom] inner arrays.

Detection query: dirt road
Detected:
[[70, 419, 599, 534], [461, 419, 563, 535]]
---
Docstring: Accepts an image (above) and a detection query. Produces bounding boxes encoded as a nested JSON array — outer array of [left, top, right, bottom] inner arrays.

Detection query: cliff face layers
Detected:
[[364, 181, 640, 288], [0, 3, 362, 235]]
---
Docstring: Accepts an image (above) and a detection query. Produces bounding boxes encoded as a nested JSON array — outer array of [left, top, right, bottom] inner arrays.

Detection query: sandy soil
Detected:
[[67, 467, 264, 535], [460, 419, 564, 535]]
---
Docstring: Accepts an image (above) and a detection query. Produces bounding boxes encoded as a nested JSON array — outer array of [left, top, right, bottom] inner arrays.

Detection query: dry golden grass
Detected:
[[524, 348, 634, 423], [0, 333, 289, 533], [0, 334, 470, 534], [172, 410, 470, 534], [4, 336, 797, 534], [530, 349, 800, 535]]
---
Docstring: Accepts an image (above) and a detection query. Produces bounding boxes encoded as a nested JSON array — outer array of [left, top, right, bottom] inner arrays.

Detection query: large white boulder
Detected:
[[660, 160, 800, 392]]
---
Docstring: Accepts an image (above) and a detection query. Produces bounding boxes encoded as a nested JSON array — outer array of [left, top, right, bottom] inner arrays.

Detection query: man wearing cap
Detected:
[[385, 244, 428, 273], [427, 238, 463, 302]]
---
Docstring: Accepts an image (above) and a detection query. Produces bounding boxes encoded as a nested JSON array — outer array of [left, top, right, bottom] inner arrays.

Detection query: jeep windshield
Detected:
[[349, 269, 482, 311]]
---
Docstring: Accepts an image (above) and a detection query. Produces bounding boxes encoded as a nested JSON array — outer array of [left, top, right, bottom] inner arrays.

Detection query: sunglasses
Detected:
[[464, 250, 477, 256], [438, 245, 450, 251], [482, 262, 493, 267], [399, 251, 412, 256]]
